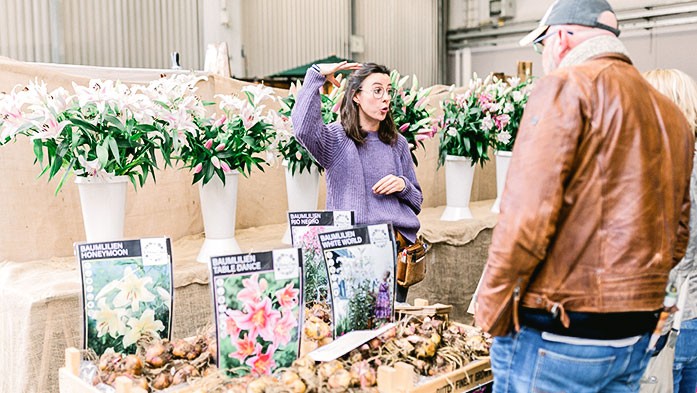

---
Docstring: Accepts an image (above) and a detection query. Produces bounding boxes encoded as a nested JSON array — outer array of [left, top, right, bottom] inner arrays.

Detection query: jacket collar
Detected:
[[559, 35, 631, 68]]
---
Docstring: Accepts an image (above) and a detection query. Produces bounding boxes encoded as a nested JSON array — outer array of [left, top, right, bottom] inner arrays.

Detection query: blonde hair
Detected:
[[643, 68, 697, 134]]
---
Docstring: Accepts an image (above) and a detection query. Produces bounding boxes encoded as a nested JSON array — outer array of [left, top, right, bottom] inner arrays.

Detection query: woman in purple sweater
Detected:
[[291, 61, 423, 302]]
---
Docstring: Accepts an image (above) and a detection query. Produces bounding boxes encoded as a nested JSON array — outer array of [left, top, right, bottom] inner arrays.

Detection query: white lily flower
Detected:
[[267, 110, 293, 138], [496, 131, 512, 144], [29, 116, 70, 140], [218, 95, 246, 113], [111, 267, 156, 312], [481, 115, 494, 131], [74, 154, 112, 180], [242, 83, 275, 106], [240, 102, 261, 130], [411, 75, 419, 91], [89, 298, 127, 339], [122, 309, 165, 348]]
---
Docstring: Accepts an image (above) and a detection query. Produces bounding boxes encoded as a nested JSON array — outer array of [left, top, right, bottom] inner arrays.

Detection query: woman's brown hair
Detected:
[[340, 63, 397, 145]]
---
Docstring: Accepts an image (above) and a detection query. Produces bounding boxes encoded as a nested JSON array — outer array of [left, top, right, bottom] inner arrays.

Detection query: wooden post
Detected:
[[395, 362, 416, 390], [115, 376, 134, 393], [413, 298, 429, 307], [377, 365, 398, 393], [64, 347, 81, 376]]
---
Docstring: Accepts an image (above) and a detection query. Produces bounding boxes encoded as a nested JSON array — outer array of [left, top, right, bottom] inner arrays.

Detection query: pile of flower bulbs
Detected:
[[186, 315, 490, 393], [300, 303, 334, 354], [93, 333, 217, 392]]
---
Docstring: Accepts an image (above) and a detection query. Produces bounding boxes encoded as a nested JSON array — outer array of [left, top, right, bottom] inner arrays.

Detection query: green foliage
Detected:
[[488, 78, 534, 152], [175, 90, 277, 185], [346, 281, 376, 333], [389, 70, 437, 166], [303, 248, 330, 306], [437, 95, 491, 167], [437, 75, 535, 167]]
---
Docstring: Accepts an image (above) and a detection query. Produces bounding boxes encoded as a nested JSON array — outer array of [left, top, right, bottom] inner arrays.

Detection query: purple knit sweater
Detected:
[[291, 68, 423, 243]]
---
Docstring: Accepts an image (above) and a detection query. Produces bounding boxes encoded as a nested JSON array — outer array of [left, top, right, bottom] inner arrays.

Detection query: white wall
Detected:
[[514, 0, 695, 22], [354, 0, 442, 86], [448, 0, 697, 84], [449, 0, 696, 30], [453, 24, 697, 83]]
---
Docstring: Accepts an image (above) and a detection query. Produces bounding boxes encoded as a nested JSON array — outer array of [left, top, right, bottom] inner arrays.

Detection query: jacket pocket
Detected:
[[486, 280, 522, 336]]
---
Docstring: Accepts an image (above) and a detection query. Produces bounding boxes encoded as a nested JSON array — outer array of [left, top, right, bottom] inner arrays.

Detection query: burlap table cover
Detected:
[[409, 200, 497, 322]]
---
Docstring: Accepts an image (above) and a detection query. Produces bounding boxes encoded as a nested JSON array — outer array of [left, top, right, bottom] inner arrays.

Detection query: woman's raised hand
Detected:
[[317, 61, 362, 87]]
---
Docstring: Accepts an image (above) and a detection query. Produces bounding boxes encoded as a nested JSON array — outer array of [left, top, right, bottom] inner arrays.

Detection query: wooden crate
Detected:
[[59, 348, 146, 393], [377, 357, 492, 393]]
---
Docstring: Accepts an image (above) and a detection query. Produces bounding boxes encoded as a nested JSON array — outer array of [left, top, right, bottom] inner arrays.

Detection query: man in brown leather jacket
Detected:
[[474, 0, 695, 392]]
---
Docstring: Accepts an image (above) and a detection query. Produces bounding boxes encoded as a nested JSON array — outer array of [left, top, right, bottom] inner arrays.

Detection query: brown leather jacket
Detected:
[[475, 53, 694, 336]]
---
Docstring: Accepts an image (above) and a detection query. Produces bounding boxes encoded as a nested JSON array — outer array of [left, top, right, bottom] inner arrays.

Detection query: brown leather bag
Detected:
[[395, 232, 429, 287]]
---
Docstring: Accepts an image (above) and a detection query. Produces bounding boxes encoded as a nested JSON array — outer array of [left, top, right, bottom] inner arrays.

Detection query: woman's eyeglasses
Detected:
[[359, 86, 393, 99]]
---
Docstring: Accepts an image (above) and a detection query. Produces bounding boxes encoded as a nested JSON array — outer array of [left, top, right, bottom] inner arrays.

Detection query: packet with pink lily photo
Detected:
[[76, 238, 173, 357], [319, 223, 397, 338], [288, 210, 354, 353], [210, 248, 303, 377]]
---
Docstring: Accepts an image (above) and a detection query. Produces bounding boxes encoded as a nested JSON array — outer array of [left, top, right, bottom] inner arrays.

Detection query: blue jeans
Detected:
[[491, 327, 653, 393], [673, 318, 697, 393]]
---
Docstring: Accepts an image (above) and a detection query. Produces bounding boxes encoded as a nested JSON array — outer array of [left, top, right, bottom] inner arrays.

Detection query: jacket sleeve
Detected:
[[673, 141, 696, 265], [396, 139, 423, 214], [475, 74, 587, 335], [291, 67, 340, 169]]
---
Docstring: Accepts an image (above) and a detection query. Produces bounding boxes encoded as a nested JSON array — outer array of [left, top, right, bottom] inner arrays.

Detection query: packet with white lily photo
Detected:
[[76, 237, 173, 357]]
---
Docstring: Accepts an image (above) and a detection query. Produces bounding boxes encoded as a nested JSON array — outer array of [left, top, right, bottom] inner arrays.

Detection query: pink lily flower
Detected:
[[274, 283, 299, 310], [229, 297, 281, 342], [272, 311, 297, 347], [214, 115, 227, 128], [245, 345, 277, 376], [229, 335, 258, 362]]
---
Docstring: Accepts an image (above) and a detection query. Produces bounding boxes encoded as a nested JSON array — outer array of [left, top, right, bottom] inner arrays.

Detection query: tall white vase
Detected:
[[197, 171, 241, 263], [440, 155, 476, 221], [491, 151, 513, 213], [75, 176, 129, 242], [282, 161, 321, 244]]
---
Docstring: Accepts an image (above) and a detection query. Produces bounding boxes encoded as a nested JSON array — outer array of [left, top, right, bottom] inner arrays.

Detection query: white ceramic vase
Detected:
[[197, 171, 241, 263], [491, 150, 513, 214], [75, 175, 129, 242], [440, 155, 476, 221]]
